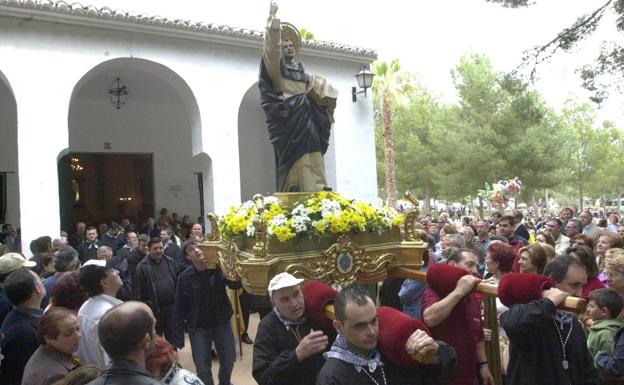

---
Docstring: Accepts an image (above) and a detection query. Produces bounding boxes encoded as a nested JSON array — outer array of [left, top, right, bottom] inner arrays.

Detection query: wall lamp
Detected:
[[352, 66, 375, 102], [108, 77, 128, 110]]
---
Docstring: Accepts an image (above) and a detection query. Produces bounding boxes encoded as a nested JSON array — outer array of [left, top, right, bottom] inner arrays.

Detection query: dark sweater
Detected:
[[0, 307, 42, 385], [501, 298, 598, 385]]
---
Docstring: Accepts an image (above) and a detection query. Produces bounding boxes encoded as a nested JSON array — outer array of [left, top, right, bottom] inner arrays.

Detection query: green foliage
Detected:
[[298, 27, 315, 40], [490, 0, 620, 104]]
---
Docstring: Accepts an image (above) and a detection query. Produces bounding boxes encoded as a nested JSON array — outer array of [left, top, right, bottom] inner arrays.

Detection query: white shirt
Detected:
[[76, 294, 122, 367], [554, 234, 571, 257]]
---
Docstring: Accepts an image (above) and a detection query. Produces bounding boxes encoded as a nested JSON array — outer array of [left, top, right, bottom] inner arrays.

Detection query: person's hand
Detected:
[[295, 330, 328, 361], [542, 287, 569, 307], [404, 329, 438, 355], [479, 364, 495, 385], [483, 328, 492, 342], [269, 1, 278, 17], [454, 275, 481, 297]]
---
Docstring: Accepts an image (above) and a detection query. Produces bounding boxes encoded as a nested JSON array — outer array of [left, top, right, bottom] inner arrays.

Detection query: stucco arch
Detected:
[[62, 57, 211, 230], [0, 71, 20, 229], [237, 83, 276, 201]]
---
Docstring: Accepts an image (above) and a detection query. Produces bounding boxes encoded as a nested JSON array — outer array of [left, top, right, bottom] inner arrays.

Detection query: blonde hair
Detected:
[[606, 248, 624, 274]]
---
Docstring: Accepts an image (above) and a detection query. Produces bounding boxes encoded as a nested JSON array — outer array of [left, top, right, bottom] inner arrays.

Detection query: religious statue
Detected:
[[259, 1, 338, 193]]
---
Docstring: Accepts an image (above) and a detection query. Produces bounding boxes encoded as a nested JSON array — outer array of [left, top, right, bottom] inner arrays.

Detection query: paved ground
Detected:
[[178, 313, 260, 385]]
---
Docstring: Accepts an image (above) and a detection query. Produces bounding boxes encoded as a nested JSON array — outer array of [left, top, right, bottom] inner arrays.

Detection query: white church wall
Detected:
[[0, 12, 377, 253]]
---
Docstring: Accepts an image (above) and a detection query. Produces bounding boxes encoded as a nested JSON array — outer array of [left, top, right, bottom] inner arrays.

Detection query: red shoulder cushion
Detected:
[[302, 280, 338, 330], [426, 263, 469, 297], [377, 306, 431, 368], [498, 273, 553, 307]]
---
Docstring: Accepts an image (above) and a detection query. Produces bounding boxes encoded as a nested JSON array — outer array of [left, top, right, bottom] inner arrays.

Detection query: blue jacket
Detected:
[[596, 326, 624, 378], [172, 265, 241, 349], [0, 307, 42, 385]]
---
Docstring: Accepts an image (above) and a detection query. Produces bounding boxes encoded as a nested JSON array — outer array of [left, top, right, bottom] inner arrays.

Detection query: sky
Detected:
[[84, 0, 623, 124]]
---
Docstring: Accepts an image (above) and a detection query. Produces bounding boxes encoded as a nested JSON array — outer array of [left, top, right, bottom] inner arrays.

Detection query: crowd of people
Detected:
[[1, 205, 624, 385]]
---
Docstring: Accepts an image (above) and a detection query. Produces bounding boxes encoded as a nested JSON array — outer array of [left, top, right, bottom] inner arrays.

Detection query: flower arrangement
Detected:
[[219, 192, 405, 243]]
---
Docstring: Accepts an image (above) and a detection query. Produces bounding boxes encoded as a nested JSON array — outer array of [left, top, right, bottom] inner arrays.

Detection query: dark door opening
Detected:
[[58, 153, 154, 232]]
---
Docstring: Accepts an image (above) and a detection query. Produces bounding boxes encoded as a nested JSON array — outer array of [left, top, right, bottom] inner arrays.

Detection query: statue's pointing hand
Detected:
[[270, 1, 278, 17]]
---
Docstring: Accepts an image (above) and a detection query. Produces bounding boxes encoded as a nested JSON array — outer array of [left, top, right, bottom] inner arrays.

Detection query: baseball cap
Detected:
[[268, 272, 303, 296], [0, 253, 37, 275]]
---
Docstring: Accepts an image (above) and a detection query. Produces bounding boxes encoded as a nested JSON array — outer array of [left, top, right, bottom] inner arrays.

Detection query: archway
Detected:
[[0, 71, 20, 235], [62, 58, 211, 232], [238, 84, 276, 201]]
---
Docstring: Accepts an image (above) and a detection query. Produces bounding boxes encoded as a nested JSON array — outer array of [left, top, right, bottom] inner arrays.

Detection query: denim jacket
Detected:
[[172, 264, 241, 349]]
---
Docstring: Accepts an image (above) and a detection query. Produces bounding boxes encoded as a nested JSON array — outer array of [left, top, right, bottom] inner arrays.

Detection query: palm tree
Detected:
[[298, 27, 315, 41], [372, 58, 412, 208]]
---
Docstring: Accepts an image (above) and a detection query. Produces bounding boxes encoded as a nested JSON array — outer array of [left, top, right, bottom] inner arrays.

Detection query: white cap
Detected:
[[268, 272, 303, 296], [0, 253, 36, 275], [81, 259, 106, 268]]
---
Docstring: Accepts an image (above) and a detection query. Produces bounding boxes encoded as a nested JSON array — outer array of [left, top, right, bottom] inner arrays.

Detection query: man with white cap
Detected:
[[76, 259, 123, 367], [0, 252, 37, 324], [253, 272, 331, 385]]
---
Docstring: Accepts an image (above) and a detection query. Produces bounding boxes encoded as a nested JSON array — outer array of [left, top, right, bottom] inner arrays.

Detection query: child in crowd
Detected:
[[587, 288, 624, 358]]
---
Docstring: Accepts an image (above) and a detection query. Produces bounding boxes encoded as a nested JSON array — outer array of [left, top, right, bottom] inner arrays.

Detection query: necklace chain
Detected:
[[553, 318, 574, 369], [362, 367, 387, 385]]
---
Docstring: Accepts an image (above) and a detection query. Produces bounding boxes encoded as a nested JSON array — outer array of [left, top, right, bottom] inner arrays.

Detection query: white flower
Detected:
[[264, 196, 280, 206], [291, 214, 311, 233], [246, 222, 256, 237], [269, 214, 288, 227], [320, 199, 341, 218], [291, 204, 311, 217]]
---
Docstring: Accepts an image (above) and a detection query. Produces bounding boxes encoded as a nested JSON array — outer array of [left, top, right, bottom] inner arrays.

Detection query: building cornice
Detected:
[[0, 0, 377, 63]]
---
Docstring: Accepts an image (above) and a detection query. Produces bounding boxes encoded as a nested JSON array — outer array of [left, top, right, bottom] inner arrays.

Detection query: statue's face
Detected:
[[281, 39, 296, 62]]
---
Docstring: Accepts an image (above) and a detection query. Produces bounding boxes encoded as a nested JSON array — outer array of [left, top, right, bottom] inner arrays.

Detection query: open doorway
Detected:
[[58, 152, 154, 231]]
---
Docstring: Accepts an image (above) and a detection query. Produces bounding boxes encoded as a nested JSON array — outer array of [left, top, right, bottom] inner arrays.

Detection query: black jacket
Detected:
[[134, 255, 178, 317], [172, 265, 241, 348], [86, 360, 161, 385], [501, 298, 598, 385], [253, 311, 333, 385]]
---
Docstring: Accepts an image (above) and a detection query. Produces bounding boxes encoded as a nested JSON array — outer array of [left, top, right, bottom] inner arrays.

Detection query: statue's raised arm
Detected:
[[259, 1, 338, 193]]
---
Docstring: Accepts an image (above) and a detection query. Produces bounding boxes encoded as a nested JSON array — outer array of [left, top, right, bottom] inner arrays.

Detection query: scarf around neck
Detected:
[[273, 307, 306, 330], [324, 333, 383, 373]]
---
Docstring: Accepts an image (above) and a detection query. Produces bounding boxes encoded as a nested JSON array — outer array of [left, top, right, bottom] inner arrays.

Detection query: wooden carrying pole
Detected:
[[393, 268, 587, 314], [323, 304, 438, 365]]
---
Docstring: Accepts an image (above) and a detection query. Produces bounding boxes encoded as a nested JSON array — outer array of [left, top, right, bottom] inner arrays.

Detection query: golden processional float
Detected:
[[198, 191, 586, 385]]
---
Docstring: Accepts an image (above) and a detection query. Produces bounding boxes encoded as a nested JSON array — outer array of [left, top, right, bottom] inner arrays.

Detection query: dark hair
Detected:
[[487, 242, 516, 273], [499, 215, 515, 226], [86, 226, 97, 232], [52, 272, 88, 311], [544, 255, 586, 283], [441, 224, 458, 235], [549, 218, 563, 228], [334, 284, 371, 323], [34, 236, 52, 253], [147, 237, 162, 248], [137, 233, 150, 243], [562, 207, 574, 216], [588, 288, 624, 319], [182, 239, 199, 257], [446, 248, 478, 265], [160, 224, 172, 235], [491, 211, 503, 219], [513, 210, 523, 220], [125, 231, 137, 242], [79, 265, 107, 297], [4, 267, 37, 305], [38, 307, 76, 343], [99, 302, 154, 360], [567, 219, 583, 233], [54, 246, 79, 272], [568, 245, 599, 278]]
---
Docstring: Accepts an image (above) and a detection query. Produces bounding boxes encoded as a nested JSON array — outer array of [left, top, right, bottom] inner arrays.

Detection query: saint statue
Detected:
[[259, 1, 338, 192]]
